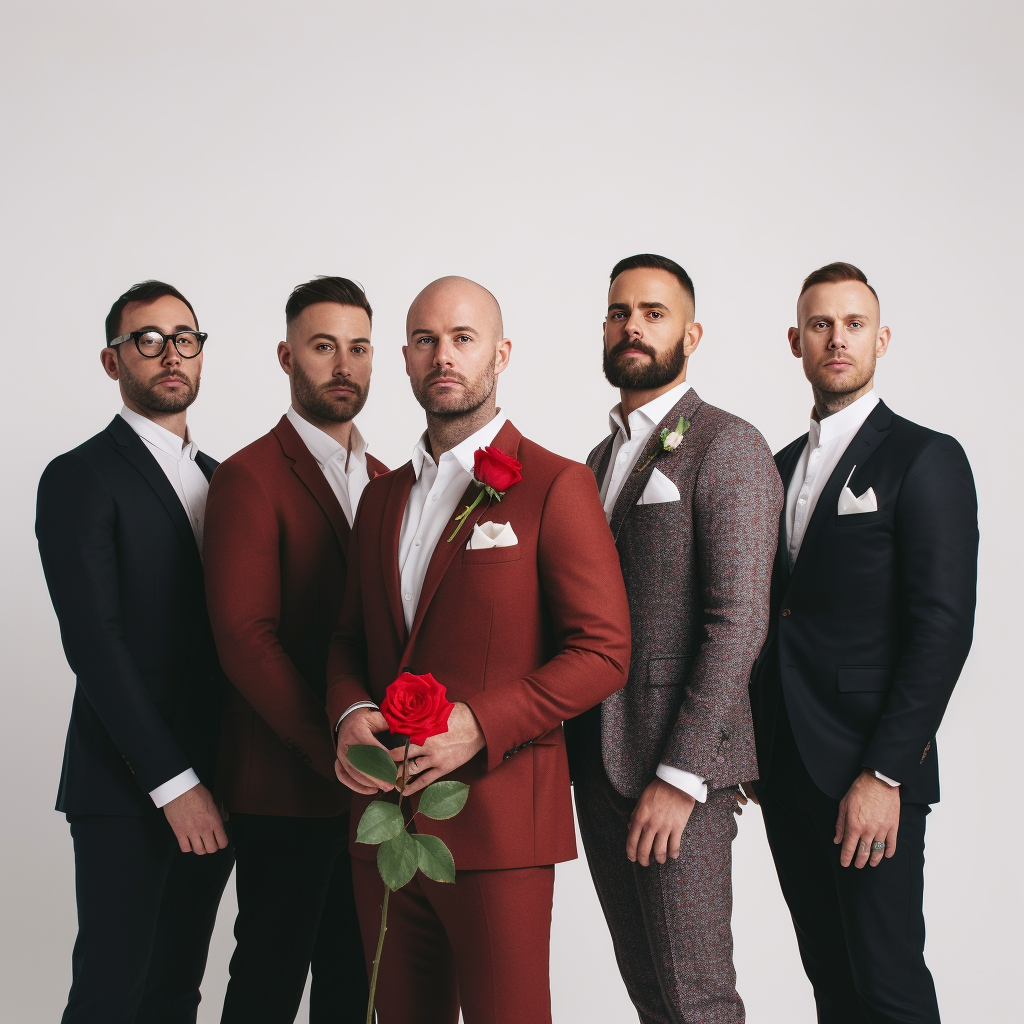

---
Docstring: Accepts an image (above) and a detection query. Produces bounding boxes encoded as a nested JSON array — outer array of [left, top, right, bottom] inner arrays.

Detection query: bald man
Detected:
[[325, 277, 631, 1024]]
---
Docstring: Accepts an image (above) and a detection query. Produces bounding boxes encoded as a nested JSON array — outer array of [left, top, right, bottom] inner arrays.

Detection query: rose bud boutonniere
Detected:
[[345, 672, 470, 1024], [447, 445, 523, 542], [635, 415, 691, 474]]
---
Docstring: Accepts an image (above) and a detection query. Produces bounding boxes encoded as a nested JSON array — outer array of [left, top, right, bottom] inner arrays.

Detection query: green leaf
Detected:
[[417, 780, 470, 820], [377, 829, 419, 891], [356, 800, 404, 845], [347, 744, 398, 785], [676, 415, 690, 434], [413, 834, 456, 883]]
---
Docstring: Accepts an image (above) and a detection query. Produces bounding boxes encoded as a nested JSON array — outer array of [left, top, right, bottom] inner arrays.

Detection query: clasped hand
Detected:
[[335, 703, 485, 796]]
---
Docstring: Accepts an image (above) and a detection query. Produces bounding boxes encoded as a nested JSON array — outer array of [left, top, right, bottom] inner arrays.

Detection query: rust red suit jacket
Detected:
[[205, 415, 387, 816], [325, 420, 631, 870]]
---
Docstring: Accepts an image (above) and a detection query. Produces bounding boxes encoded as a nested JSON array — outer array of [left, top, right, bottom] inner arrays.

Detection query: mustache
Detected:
[[148, 369, 194, 387], [317, 378, 363, 398], [422, 368, 470, 387], [608, 338, 658, 361]]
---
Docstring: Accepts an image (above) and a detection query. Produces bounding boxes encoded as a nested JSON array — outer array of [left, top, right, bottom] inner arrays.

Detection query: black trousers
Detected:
[[62, 813, 234, 1024], [759, 702, 939, 1024], [219, 813, 368, 1024]]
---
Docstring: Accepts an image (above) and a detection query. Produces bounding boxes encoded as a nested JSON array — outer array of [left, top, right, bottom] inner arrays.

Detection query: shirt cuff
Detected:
[[149, 768, 200, 808], [337, 701, 379, 732], [656, 764, 708, 803], [872, 769, 900, 787]]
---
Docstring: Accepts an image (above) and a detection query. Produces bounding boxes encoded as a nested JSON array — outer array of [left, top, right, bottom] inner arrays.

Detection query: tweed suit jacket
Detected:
[[585, 388, 783, 799]]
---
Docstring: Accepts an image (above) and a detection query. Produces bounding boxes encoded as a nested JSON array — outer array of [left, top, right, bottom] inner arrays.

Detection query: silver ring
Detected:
[[871, 841, 885, 852]]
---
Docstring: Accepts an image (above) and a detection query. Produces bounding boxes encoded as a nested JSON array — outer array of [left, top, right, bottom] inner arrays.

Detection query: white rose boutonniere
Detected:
[[635, 415, 690, 474]]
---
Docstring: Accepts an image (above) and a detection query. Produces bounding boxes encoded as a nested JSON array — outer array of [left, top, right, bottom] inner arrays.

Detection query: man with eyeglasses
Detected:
[[36, 279, 234, 1024]]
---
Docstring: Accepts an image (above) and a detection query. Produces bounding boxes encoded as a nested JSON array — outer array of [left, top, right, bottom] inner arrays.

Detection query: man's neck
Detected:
[[122, 396, 188, 444], [619, 371, 688, 423], [425, 399, 498, 462], [812, 378, 874, 421], [292, 401, 355, 450]]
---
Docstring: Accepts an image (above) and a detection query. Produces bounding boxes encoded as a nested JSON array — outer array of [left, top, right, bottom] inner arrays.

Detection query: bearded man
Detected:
[[36, 280, 234, 1023], [326, 276, 631, 1024], [204, 276, 386, 1023], [565, 253, 783, 1024]]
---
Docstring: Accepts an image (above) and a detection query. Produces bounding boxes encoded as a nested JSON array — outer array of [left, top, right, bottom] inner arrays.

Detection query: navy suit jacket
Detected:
[[36, 415, 222, 815], [750, 400, 979, 804]]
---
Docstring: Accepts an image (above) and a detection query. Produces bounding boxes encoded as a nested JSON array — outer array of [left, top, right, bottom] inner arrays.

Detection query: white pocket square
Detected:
[[638, 468, 681, 505], [837, 466, 878, 515], [467, 521, 518, 549]]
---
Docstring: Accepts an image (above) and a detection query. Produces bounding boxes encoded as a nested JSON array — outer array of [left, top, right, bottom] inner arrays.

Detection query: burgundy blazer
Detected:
[[205, 415, 387, 816], [325, 420, 631, 869]]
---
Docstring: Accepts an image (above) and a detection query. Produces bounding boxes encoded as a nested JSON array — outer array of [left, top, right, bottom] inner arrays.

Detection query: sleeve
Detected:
[[659, 423, 784, 782], [35, 453, 193, 794], [861, 435, 979, 782], [203, 460, 339, 781], [466, 463, 632, 771]]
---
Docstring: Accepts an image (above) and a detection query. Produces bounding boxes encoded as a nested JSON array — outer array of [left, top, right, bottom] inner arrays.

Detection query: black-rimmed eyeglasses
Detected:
[[108, 330, 208, 359]]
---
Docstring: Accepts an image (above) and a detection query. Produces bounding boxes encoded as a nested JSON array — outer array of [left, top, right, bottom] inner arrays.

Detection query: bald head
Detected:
[[407, 276, 503, 343]]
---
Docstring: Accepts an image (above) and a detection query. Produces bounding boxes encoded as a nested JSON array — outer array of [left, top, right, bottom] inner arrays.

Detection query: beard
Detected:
[[292, 361, 369, 423], [411, 365, 495, 419], [603, 335, 687, 390], [807, 356, 875, 400], [118, 356, 199, 414]]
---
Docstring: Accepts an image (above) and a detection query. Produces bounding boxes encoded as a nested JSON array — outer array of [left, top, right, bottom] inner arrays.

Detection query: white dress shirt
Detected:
[[601, 383, 707, 803], [338, 411, 508, 726], [285, 406, 371, 527], [782, 389, 898, 788], [118, 406, 206, 807]]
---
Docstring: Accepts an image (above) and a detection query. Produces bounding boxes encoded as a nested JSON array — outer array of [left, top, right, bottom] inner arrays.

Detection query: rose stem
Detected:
[[365, 885, 389, 1024]]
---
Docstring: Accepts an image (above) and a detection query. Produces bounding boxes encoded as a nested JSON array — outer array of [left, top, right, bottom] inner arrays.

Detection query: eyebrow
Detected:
[[307, 333, 370, 344], [607, 302, 670, 312], [134, 324, 196, 333], [410, 326, 478, 337], [804, 313, 872, 326]]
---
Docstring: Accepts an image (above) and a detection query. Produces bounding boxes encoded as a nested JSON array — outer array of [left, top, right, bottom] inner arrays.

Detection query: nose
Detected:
[[161, 341, 182, 367], [624, 310, 644, 339], [829, 323, 846, 348], [433, 336, 456, 368], [332, 348, 351, 378]]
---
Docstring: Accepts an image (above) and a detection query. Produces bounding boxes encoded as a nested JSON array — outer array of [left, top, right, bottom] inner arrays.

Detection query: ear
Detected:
[[875, 326, 891, 359], [402, 344, 412, 378], [494, 337, 512, 375], [683, 322, 703, 358], [788, 326, 802, 358], [277, 340, 292, 375], [100, 347, 120, 381]]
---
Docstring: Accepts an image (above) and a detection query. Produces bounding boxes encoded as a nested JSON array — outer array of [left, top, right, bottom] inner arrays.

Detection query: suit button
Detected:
[[781, 608, 791, 617]]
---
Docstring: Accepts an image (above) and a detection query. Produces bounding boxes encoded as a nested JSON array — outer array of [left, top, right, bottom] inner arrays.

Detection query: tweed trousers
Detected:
[[571, 709, 744, 1024]]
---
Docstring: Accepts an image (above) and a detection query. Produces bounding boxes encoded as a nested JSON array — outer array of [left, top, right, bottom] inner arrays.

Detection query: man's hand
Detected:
[[733, 781, 759, 816], [627, 778, 696, 866], [163, 783, 229, 855], [335, 708, 394, 795], [396, 703, 485, 796], [835, 770, 901, 868]]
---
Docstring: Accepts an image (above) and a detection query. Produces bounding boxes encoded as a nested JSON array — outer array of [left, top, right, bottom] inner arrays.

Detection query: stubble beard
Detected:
[[118, 355, 199, 414], [808, 355, 875, 416], [411, 366, 496, 420], [292, 361, 368, 423], [603, 335, 687, 390]]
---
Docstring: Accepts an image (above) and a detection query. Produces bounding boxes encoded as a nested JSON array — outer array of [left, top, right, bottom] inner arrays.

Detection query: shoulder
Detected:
[[517, 436, 592, 485], [885, 410, 974, 482], [39, 426, 117, 487], [692, 402, 775, 467]]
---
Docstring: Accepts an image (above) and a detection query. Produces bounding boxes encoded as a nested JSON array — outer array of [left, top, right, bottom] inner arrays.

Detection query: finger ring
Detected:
[[871, 841, 885, 852]]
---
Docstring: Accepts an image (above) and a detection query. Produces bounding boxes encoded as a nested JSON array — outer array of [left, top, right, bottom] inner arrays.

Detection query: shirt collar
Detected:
[[411, 410, 508, 480], [809, 390, 880, 449], [286, 406, 367, 471], [119, 405, 196, 461], [608, 381, 692, 440]]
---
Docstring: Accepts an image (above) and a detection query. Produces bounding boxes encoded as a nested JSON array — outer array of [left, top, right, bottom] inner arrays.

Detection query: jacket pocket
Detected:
[[462, 545, 522, 564], [837, 666, 892, 692], [647, 656, 691, 686]]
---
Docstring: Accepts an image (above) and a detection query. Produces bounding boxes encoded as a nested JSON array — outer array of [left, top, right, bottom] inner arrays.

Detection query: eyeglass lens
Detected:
[[136, 331, 203, 358]]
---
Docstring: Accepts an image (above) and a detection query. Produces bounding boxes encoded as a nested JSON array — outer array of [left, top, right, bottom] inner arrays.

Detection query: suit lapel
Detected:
[[608, 388, 704, 542], [106, 417, 202, 571], [273, 417, 351, 551], [589, 435, 614, 491], [403, 420, 522, 657], [772, 436, 807, 590], [195, 450, 218, 483], [379, 464, 414, 644], [788, 402, 894, 584]]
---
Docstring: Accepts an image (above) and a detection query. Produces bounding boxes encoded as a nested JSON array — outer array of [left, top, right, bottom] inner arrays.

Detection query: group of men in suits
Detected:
[[36, 255, 978, 1024]]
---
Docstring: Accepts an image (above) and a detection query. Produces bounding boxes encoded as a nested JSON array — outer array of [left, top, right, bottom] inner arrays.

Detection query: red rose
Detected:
[[380, 672, 454, 745], [473, 446, 523, 493]]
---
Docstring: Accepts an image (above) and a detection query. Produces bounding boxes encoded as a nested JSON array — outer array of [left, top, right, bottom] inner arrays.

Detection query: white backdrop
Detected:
[[2, 2, 1021, 1021]]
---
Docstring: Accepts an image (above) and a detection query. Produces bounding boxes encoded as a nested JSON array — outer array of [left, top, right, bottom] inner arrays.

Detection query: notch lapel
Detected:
[[787, 402, 894, 585], [608, 389, 704, 542], [771, 436, 807, 590], [106, 417, 202, 572], [589, 435, 614, 491], [402, 421, 522, 659], [381, 464, 415, 645], [273, 417, 351, 551]]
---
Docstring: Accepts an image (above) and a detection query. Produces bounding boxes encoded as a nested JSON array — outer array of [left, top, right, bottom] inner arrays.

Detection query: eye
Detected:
[[610, 311, 626, 320], [315, 342, 334, 353], [351, 345, 367, 355], [849, 321, 863, 329], [417, 336, 436, 346], [647, 310, 662, 320], [456, 335, 472, 343], [815, 321, 829, 330]]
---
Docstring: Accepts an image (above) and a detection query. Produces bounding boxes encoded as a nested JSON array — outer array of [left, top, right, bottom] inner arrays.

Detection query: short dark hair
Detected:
[[609, 254, 695, 306], [285, 276, 373, 325], [105, 280, 197, 343], [799, 262, 878, 304]]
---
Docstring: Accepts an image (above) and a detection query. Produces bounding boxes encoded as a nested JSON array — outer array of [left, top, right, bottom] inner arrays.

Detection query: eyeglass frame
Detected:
[[108, 329, 208, 359]]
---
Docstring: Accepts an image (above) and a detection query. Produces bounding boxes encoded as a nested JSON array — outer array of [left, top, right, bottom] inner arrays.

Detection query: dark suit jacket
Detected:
[[203, 415, 387, 817], [325, 420, 631, 870], [36, 415, 222, 816], [750, 400, 979, 804], [578, 388, 783, 798]]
